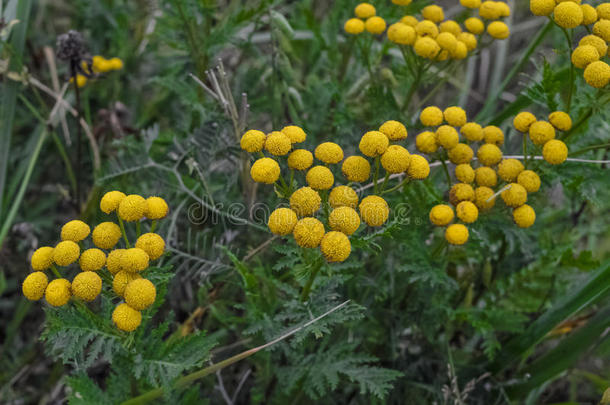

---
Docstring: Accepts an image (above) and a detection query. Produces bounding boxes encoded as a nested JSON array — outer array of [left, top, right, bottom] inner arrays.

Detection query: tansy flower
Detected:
[[329, 186, 359, 209], [401, 16, 419, 26], [60, 220, 90, 242], [497, 2, 511, 17], [145, 196, 169, 220], [487, 21, 510, 39], [45, 278, 71, 307], [31, 246, 54, 271], [293, 217, 325, 248], [106, 249, 125, 275], [501, 183, 527, 207], [387, 23, 416, 45], [281, 125, 307, 143], [381, 145, 411, 173], [70, 74, 87, 88], [100, 190, 126, 214], [118, 194, 146, 222], [457, 33, 477, 51], [124, 278, 156, 310], [422, 5, 444, 22], [456, 201, 479, 223], [440, 20, 462, 36], [477, 144, 503, 166], [415, 20, 439, 38], [359, 195, 389, 227], [91, 55, 110, 72], [445, 224, 469, 245], [475, 186, 496, 210], [71, 271, 102, 302], [416, 131, 439, 154], [517, 170, 541, 192], [528, 121, 556, 145], [449, 183, 475, 206], [53, 241, 80, 266], [250, 157, 281, 184], [306, 166, 334, 190], [583, 61, 610, 88], [355, 3, 376, 19], [120, 248, 150, 273], [240, 130, 266, 152], [315, 142, 344, 164], [92, 221, 122, 250], [465, 17, 485, 34], [342, 156, 371, 182], [320, 231, 351, 262], [22, 272, 48, 301], [379, 120, 408, 140], [571, 45, 600, 69], [112, 303, 142, 332], [580, 4, 598, 25], [365, 16, 387, 34], [450, 41, 468, 60], [483, 126, 504, 146], [429, 204, 454, 226], [579, 35, 608, 57], [479, 1, 503, 19], [420, 106, 444, 126], [267, 207, 298, 235], [461, 122, 484, 142], [455, 164, 475, 183], [497, 158, 524, 182], [448, 144, 474, 164], [359, 131, 389, 157], [513, 204, 536, 228], [530, 0, 555, 15], [436, 125, 459, 149], [548, 111, 572, 131], [113, 271, 142, 296], [414, 37, 440, 58], [513, 111, 537, 132], [107, 57, 124, 70], [345, 18, 365, 35], [288, 149, 314, 171], [407, 155, 430, 179], [542, 139, 568, 164], [290, 187, 322, 216], [392, 0, 412, 5], [328, 207, 361, 235], [135, 233, 165, 260], [79, 248, 107, 271], [597, 3, 610, 19], [265, 131, 292, 156], [444, 107, 467, 127], [461, 0, 481, 9], [475, 166, 498, 187], [553, 2, 583, 29]]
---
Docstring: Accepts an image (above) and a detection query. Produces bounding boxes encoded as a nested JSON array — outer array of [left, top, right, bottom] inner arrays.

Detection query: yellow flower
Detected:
[[107, 57, 124, 70], [448, 143, 474, 164], [583, 61, 610, 88], [422, 5, 444, 22], [513, 111, 537, 132], [530, 0, 555, 15], [359, 195, 389, 227], [444, 106, 467, 127], [329, 186, 359, 209], [106, 249, 125, 275], [497, 158, 524, 182], [483, 125, 504, 146], [120, 248, 150, 273], [517, 170, 541, 192], [579, 35, 608, 57], [293, 217, 325, 248], [22, 272, 48, 301], [355, 2, 376, 19], [548, 111, 573, 131], [100, 190, 126, 214], [479, 1, 503, 19], [475, 166, 497, 187], [553, 2, 583, 28], [415, 20, 439, 38], [407, 155, 430, 180], [71, 271, 102, 302], [449, 183, 475, 206], [290, 187, 322, 216], [436, 32, 458, 51], [342, 156, 371, 182], [112, 271, 142, 297], [465, 17, 485, 34], [387, 23, 416, 45], [70, 74, 87, 88], [455, 164, 475, 183], [497, 2, 511, 16], [416, 131, 439, 154], [446, 224, 469, 245], [365, 16, 387, 34], [580, 4, 598, 25], [474, 186, 496, 210], [112, 303, 142, 332], [456, 201, 479, 223], [118, 194, 147, 222], [265, 131, 292, 156], [440, 20, 462, 36], [381, 145, 411, 173], [501, 183, 527, 207], [359, 131, 389, 157], [79, 248, 107, 271], [598, 3, 610, 19], [306, 165, 334, 190], [124, 278, 156, 310], [250, 157, 281, 184], [420, 106, 444, 126], [487, 21, 510, 39], [135, 233, 165, 260], [320, 231, 351, 262], [436, 125, 459, 149], [392, 0, 412, 5], [53, 240, 80, 266], [460, 122, 484, 142], [91, 55, 111, 72], [240, 129, 266, 152], [315, 142, 344, 164], [414, 36, 441, 58], [288, 149, 314, 171], [401, 16, 419, 26], [31, 246, 54, 271], [429, 204, 454, 226], [461, 0, 481, 9], [571, 45, 600, 69], [528, 121, 556, 145], [145, 196, 169, 220], [45, 278, 72, 307], [60, 220, 90, 242], [379, 120, 408, 141], [281, 125, 307, 143], [477, 143, 503, 166], [267, 207, 298, 235], [345, 18, 365, 35], [513, 204, 536, 228], [92, 221, 122, 250], [542, 139, 568, 165], [450, 41, 468, 60], [457, 33, 477, 51], [329, 207, 361, 235]]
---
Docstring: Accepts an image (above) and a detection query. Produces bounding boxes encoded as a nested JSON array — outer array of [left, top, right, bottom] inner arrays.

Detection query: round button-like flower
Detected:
[[513, 111, 537, 132], [281, 125, 307, 143], [290, 187, 322, 216], [487, 21, 510, 39], [250, 157, 281, 184], [100, 191, 126, 214], [392, 0, 412, 5], [359, 131, 389, 157], [483, 126, 504, 146], [553, 2, 583, 28], [579, 35, 608, 58], [436, 32, 457, 52], [60, 220, 90, 242], [145, 196, 169, 220], [513, 204, 536, 228], [571, 45, 600, 69], [329, 186, 359, 209], [475, 166, 497, 187], [387, 23, 416, 45], [530, 0, 555, 15], [415, 20, 439, 38], [288, 149, 314, 171], [240, 130, 266, 152], [457, 33, 477, 51], [365, 16, 387, 34], [267, 207, 298, 236], [79, 248, 106, 271], [461, 0, 481, 9], [422, 5, 444, 22], [124, 278, 156, 310], [440, 20, 462, 36], [329, 207, 361, 235], [449, 183, 475, 206], [342, 156, 371, 182], [355, 2, 376, 19], [306, 166, 334, 190], [92, 221, 122, 250], [479, 1, 502, 19], [583, 61, 610, 88], [106, 249, 125, 275], [497, 2, 511, 17], [72, 271, 102, 302], [414, 37, 441, 58], [381, 145, 411, 173], [315, 142, 344, 164], [320, 232, 351, 262], [528, 121, 556, 145], [455, 164, 475, 183], [475, 186, 496, 211], [456, 201, 479, 223], [45, 278, 71, 307], [450, 41, 468, 60], [345, 18, 365, 35], [407, 155, 430, 180], [293, 217, 325, 248], [31, 246, 54, 270], [460, 122, 484, 141], [477, 144, 503, 166], [429, 204, 454, 226], [448, 143, 474, 164], [22, 272, 48, 300], [548, 111, 572, 131], [112, 303, 142, 332], [416, 131, 439, 154], [53, 241, 80, 266], [517, 170, 541, 192], [436, 125, 459, 149], [118, 194, 146, 222], [445, 224, 469, 245], [359, 195, 389, 227], [135, 233, 165, 260], [465, 17, 485, 34], [113, 271, 142, 297], [420, 106, 444, 126], [107, 57, 123, 70], [542, 139, 568, 165], [379, 120, 408, 141], [497, 158, 524, 182], [443, 106, 467, 127], [120, 248, 150, 273], [501, 183, 527, 207], [401, 15, 419, 26], [597, 3, 610, 19], [265, 131, 292, 156]]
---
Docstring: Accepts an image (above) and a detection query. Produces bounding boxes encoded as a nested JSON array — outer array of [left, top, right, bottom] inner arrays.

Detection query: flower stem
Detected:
[[439, 154, 452, 187], [150, 220, 157, 233], [372, 156, 381, 194], [300, 259, 324, 302], [136, 221, 141, 238], [381, 176, 410, 195], [117, 215, 131, 248], [50, 264, 61, 278], [379, 171, 390, 193]]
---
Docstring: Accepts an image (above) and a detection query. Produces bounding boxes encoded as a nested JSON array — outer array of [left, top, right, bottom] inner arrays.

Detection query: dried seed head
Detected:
[[56, 30, 87, 62]]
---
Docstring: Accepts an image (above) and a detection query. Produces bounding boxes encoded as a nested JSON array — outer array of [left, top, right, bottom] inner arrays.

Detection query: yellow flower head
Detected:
[[120, 248, 150, 273], [455, 164, 475, 183], [598, 3, 610, 19], [250, 157, 281, 184], [416, 131, 439, 154], [365, 16, 387, 34], [553, 2, 583, 28], [91, 55, 110, 73], [293, 217, 325, 248], [445, 224, 469, 245], [449, 183, 475, 206], [112, 271, 142, 296], [31, 246, 54, 271], [414, 36, 441, 58], [306, 165, 335, 190], [22, 272, 49, 301], [401, 16, 419, 26], [320, 231, 352, 262], [70, 74, 87, 88], [528, 120, 556, 145], [355, 2, 376, 19], [483, 125, 504, 146], [583, 61, 610, 88], [329, 185, 359, 209], [112, 303, 142, 332], [450, 41, 468, 60], [45, 278, 71, 307], [571, 45, 600, 69], [392, 0, 412, 5], [107, 57, 124, 70], [60, 220, 90, 242], [479, 1, 502, 19], [441, 20, 462, 36], [548, 111, 572, 131], [580, 4, 598, 25], [517, 170, 541, 192], [290, 187, 322, 216], [420, 106, 444, 126], [288, 149, 314, 171], [329, 207, 361, 235], [457, 33, 477, 51], [315, 142, 344, 164], [530, 0, 555, 15], [465, 17, 485, 34], [106, 249, 125, 275], [513, 111, 537, 132], [436, 32, 458, 51], [240, 129, 266, 152], [456, 201, 479, 224], [542, 139, 568, 165], [118, 194, 146, 222], [92, 221, 122, 250], [265, 131, 292, 156], [359, 131, 389, 157], [415, 20, 439, 38], [145, 196, 169, 220], [497, 158, 524, 182], [444, 107, 467, 127], [342, 156, 371, 182], [135, 233, 165, 260], [448, 143, 474, 164], [429, 204, 454, 226], [387, 23, 416, 45], [461, 122, 484, 141], [71, 271, 102, 302], [381, 145, 411, 173], [422, 5, 444, 22], [461, 0, 481, 9], [79, 248, 107, 271], [475, 186, 496, 210], [407, 154, 430, 179], [475, 166, 498, 187], [513, 204, 536, 228], [501, 183, 527, 207], [359, 195, 389, 227], [487, 21, 510, 39], [100, 190, 126, 214], [579, 35, 608, 57], [379, 120, 408, 140], [436, 125, 459, 149], [124, 278, 156, 310], [281, 125, 307, 143], [345, 18, 365, 35], [268, 207, 298, 235], [497, 2, 511, 16], [53, 240, 80, 266], [477, 143, 503, 166]]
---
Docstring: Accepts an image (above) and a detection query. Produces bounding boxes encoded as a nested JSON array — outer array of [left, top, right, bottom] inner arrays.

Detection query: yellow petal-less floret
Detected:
[[60, 220, 90, 242], [474, 186, 496, 210], [583, 61, 610, 88], [443, 106, 467, 127], [92, 221, 122, 250], [429, 204, 454, 226], [465, 17, 485, 34], [414, 36, 441, 58], [387, 23, 416, 45], [342, 156, 371, 182], [401, 16, 419, 27], [359, 131, 389, 157], [379, 120, 408, 140], [457, 33, 477, 51], [71, 271, 102, 302], [112, 303, 142, 332], [329, 186, 359, 209], [450, 41, 468, 60], [416, 131, 439, 153], [392, 0, 412, 5], [315, 142, 344, 164], [267, 207, 298, 235], [436, 125, 459, 149], [593, 19, 610, 41], [581, 4, 598, 25], [320, 232, 351, 262], [542, 139, 568, 165], [365, 16, 387, 34], [359, 195, 389, 227], [250, 157, 281, 184], [461, 0, 481, 9], [579, 35, 608, 57], [45, 278, 71, 307], [265, 131, 292, 156], [415, 20, 440, 38], [497, 158, 524, 182], [487, 21, 510, 39], [513, 204, 536, 228], [381, 145, 411, 173], [422, 5, 444, 22], [281, 125, 307, 143], [477, 144, 503, 166], [475, 166, 498, 187], [306, 166, 334, 190], [22, 272, 48, 301], [288, 149, 314, 171], [501, 183, 527, 207], [290, 187, 322, 216], [448, 144, 474, 164], [79, 248, 106, 271], [461, 122, 484, 141], [293, 217, 325, 248], [449, 183, 475, 206], [107, 57, 123, 70], [553, 2, 583, 28], [53, 241, 80, 266], [31, 246, 54, 271], [455, 164, 475, 183], [513, 111, 537, 132], [145, 196, 169, 220], [479, 1, 502, 19], [571, 45, 600, 69], [456, 201, 479, 223], [118, 194, 147, 222], [135, 233, 165, 260], [112, 271, 142, 296], [420, 106, 444, 126], [528, 121, 556, 145], [106, 249, 125, 275], [548, 111, 572, 131], [345, 18, 365, 35], [120, 248, 150, 273], [517, 170, 541, 192], [240, 130, 266, 152], [530, 0, 555, 15], [124, 278, 156, 310], [483, 125, 504, 146], [407, 155, 430, 179], [355, 2, 376, 19], [597, 3, 610, 19], [497, 2, 511, 17], [328, 207, 361, 235], [440, 20, 462, 36], [100, 191, 126, 214], [445, 224, 469, 245]]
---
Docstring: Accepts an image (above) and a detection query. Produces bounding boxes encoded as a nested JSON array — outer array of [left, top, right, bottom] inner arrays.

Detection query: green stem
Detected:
[[117, 215, 131, 248], [403, 64, 423, 112], [569, 143, 610, 157], [300, 259, 324, 302], [379, 171, 390, 193], [288, 168, 294, 194], [559, 26, 575, 113], [50, 264, 62, 278], [372, 156, 381, 194], [136, 221, 141, 238], [150, 220, 157, 233], [439, 155, 452, 187], [523, 135, 529, 169], [561, 107, 594, 143], [381, 177, 410, 195]]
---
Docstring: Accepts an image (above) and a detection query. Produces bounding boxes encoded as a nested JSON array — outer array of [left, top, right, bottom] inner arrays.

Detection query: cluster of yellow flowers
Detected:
[[344, 1, 511, 61], [531, 0, 610, 88], [416, 106, 569, 244], [70, 55, 124, 88], [21, 191, 168, 332], [241, 122, 430, 262]]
